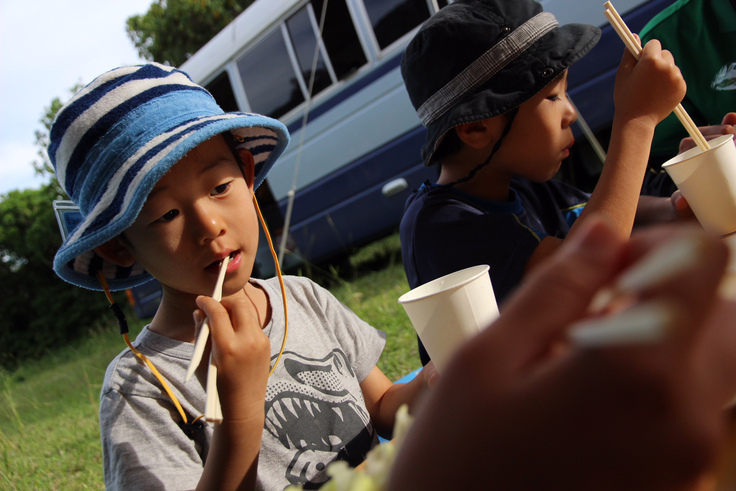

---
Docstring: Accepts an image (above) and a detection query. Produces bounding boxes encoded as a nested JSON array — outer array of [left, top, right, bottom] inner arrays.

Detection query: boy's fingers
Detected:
[[196, 295, 231, 336], [219, 293, 261, 333]]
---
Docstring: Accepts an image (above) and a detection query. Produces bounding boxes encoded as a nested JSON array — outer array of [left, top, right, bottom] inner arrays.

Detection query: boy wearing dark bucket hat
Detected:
[[400, 0, 690, 364], [49, 63, 433, 490]]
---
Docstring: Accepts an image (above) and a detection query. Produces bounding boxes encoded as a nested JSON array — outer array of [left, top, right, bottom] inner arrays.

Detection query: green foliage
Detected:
[[0, 237, 416, 488], [0, 185, 119, 368], [126, 0, 254, 66], [0, 315, 145, 489]]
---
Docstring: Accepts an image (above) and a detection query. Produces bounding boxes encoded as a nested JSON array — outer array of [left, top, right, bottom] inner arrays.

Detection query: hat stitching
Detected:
[[417, 11, 558, 125]]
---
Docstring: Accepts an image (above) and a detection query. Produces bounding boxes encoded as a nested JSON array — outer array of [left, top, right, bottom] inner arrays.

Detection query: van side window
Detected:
[[311, 0, 367, 80], [236, 0, 368, 119], [364, 0, 433, 49], [286, 6, 332, 96], [205, 71, 239, 113], [237, 28, 305, 118]]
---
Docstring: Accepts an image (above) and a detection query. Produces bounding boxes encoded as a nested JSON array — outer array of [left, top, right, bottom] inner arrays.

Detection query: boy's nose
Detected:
[[192, 202, 225, 243], [565, 99, 578, 127]]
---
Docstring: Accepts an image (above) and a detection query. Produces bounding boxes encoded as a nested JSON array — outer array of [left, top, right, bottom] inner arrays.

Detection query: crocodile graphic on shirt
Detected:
[[264, 349, 374, 488]]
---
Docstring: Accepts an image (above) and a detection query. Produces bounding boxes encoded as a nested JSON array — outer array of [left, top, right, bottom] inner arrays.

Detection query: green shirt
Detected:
[[640, 0, 736, 163]]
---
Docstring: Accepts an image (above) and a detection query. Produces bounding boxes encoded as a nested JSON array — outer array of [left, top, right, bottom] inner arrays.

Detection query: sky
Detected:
[[0, 0, 153, 196]]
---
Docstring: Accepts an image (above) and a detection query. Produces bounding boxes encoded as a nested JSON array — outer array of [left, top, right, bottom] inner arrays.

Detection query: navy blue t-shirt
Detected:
[[400, 176, 589, 363]]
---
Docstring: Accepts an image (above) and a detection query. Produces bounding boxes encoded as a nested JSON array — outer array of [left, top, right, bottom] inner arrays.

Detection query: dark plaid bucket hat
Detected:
[[49, 63, 290, 291], [401, 0, 601, 164]]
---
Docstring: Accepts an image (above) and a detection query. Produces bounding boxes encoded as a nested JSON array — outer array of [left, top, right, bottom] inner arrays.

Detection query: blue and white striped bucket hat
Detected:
[[49, 63, 290, 291]]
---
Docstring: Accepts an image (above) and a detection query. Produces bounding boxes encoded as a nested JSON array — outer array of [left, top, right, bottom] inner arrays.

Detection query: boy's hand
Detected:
[[614, 38, 686, 128], [196, 292, 271, 419], [680, 112, 736, 153]]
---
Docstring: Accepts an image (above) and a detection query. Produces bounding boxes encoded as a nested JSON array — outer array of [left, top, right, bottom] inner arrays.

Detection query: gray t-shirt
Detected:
[[100, 276, 386, 490]]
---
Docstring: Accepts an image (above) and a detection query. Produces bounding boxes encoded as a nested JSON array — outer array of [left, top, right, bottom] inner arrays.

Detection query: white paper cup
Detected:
[[398, 265, 499, 372], [663, 134, 736, 235]]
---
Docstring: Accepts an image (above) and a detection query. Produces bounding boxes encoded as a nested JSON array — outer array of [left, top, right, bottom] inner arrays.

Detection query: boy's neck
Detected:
[[437, 150, 512, 202], [148, 280, 271, 342]]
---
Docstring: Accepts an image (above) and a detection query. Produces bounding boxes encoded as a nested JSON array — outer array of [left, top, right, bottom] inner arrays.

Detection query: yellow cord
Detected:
[[253, 193, 289, 376], [96, 193, 289, 426], [97, 271, 190, 424]]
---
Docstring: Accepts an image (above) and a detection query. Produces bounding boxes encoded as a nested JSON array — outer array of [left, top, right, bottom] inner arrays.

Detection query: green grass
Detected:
[[0, 233, 417, 489]]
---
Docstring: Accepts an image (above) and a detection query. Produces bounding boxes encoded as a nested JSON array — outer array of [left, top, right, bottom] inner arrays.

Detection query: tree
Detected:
[[0, 185, 114, 367], [126, 0, 254, 67]]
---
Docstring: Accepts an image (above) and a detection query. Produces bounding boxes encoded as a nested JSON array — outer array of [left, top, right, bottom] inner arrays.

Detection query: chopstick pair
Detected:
[[603, 1, 710, 152], [569, 234, 705, 347], [186, 256, 230, 423]]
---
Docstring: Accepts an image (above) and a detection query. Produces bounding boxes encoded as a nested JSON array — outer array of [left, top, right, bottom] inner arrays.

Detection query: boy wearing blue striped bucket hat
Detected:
[[399, 0, 693, 366], [50, 63, 433, 490]]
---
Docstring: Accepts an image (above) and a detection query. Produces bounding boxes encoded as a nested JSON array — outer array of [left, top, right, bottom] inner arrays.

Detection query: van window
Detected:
[[286, 6, 332, 95], [363, 0, 433, 49], [205, 71, 239, 112], [236, 0, 368, 119], [237, 28, 305, 118], [312, 0, 367, 80]]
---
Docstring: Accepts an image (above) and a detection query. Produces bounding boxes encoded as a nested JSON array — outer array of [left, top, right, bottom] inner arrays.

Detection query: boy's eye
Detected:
[[212, 181, 231, 196], [547, 94, 561, 102], [156, 209, 179, 222]]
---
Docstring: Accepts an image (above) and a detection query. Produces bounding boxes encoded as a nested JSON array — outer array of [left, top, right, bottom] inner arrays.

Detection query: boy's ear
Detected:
[[455, 119, 502, 149], [237, 148, 255, 190], [94, 237, 136, 267]]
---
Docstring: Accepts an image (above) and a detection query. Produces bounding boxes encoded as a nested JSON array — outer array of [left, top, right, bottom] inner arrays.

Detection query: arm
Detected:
[[195, 289, 272, 491], [634, 192, 695, 225], [574, 39, 686, 238], [525, 40, 687, 274], [360, 363, 437, 438]]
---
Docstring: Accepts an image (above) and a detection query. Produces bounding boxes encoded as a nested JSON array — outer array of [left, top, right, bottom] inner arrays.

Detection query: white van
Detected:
[[180, 0, 675, 277]]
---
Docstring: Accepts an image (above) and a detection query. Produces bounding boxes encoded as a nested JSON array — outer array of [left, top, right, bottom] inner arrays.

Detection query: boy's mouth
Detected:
[[207, 251, 238, 271]]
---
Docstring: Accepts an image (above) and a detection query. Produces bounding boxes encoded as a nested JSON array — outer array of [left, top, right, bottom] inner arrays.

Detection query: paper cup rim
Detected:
[[662, 134, 735, 169], [398, 264, 490, 304]]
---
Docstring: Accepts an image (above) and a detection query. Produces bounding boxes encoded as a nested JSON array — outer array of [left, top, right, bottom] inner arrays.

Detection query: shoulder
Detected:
[[257, 275, 328, 302], [640, 0, 693, 39], [101, 327, 189, 398]]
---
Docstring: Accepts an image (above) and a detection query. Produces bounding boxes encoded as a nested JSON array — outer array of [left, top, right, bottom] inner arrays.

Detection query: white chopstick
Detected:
[[185, 256, 229, 422], [603, 1, 710, 152], [186, 256, 230, 381]]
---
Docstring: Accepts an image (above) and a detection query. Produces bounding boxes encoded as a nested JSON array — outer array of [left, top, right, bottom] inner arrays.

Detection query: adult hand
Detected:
[[388, 217, 736, 491], [680, 112, 736, 153]]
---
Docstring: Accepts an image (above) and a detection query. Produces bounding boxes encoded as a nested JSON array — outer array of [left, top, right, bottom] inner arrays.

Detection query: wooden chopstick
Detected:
[[185, 256, 230, 422], [604, 1, 710, 151], [186, 256, 230, 381]]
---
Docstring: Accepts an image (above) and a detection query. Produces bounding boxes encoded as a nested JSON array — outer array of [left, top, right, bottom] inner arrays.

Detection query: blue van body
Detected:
[[103, 0, 675, 318]]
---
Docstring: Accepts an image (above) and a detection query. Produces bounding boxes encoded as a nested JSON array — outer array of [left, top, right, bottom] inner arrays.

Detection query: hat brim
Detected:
[[54, 113, 289, 291], [422, 22, 601, 164]]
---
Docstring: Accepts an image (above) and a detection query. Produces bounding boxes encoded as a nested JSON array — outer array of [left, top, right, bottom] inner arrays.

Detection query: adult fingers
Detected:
[[452, 216, 624, 375], [722, 112, 736, 126]]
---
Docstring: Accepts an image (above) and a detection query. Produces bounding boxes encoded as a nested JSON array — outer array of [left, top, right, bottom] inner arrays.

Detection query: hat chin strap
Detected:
[[441, 108, 518, 189]]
